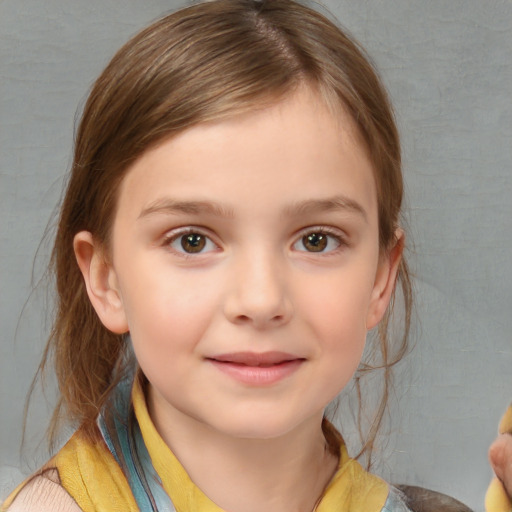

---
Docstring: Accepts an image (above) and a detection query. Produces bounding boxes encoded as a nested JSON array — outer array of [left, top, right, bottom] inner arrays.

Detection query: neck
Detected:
[[148, 393, 338, 512]]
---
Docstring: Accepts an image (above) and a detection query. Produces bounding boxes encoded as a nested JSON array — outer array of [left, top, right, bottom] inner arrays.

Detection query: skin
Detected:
[[489, 434, 512, 499], [74, 87, 403, 512]]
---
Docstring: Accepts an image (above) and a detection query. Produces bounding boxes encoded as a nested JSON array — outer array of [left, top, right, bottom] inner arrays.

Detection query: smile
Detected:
[[206, 351, 305, 386]]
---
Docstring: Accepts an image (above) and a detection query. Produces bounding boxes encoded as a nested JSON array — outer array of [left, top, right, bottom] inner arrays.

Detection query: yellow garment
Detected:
[[485, 404, 512, 512], [3, 379, 390, 512]]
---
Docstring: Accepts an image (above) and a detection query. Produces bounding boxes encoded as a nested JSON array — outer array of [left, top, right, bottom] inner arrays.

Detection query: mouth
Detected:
[[206, 352, 305, 386]]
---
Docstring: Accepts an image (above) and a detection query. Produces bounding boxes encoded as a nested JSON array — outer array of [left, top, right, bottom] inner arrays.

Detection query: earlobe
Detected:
[[366, 229, 405, 330], [73, 231, 129, 334]]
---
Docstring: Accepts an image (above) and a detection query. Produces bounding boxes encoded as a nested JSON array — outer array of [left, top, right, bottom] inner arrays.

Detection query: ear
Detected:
[[74, 231, 129, 334], [366, 229, 405, 330]]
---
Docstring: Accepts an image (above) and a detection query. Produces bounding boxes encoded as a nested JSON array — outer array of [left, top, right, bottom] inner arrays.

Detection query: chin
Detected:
[[209, 411, 315, 441]]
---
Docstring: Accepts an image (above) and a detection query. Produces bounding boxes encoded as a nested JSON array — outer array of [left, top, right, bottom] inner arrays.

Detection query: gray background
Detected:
[[1, 1, 511, 510]]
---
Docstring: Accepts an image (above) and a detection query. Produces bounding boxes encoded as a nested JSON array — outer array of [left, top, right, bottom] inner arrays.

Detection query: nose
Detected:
[[223, 249, 293, 329]]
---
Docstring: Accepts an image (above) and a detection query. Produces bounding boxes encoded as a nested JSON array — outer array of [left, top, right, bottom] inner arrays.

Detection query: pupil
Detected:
[[304, 233, 327, 252], [182, 233, 205, 253]]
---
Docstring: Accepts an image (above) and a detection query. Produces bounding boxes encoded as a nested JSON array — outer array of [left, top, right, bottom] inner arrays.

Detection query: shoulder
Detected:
[[2, 468, 82, 512]]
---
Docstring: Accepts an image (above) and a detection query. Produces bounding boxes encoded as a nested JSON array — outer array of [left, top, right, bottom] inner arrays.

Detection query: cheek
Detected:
[[298, 266, 376, 382], [302, 268, 376, 338], [314, 303, 368, 405], [320, 311, 367, 381], [118, 265, 223, 356], [315, 297, 369, 341]]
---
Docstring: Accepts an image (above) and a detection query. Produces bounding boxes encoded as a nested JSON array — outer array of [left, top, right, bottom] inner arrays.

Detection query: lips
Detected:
[[209, 351, 301, 366], [206, 351, 305, 385]]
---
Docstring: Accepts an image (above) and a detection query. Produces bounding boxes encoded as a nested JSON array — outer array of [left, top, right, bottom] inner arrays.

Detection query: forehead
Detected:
[[115, 87, 377, 224]]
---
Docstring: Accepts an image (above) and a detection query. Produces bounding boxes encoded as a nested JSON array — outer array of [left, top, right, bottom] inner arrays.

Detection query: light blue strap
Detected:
[[97, 374, 176, 512]]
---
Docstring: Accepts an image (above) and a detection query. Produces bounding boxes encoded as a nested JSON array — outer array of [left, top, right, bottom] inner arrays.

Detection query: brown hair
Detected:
[[38, 0, 412, 461]]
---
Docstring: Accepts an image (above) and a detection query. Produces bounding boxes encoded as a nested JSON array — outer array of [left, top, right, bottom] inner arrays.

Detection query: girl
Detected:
[[2, 0, 416, 510]]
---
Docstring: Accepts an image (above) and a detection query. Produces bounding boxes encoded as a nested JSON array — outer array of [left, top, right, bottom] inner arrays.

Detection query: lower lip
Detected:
[[208, 359, 303, 386]]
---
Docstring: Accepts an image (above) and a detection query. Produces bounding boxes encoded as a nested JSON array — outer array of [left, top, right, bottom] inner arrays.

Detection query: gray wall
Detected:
[[1, 1, 511, 510]]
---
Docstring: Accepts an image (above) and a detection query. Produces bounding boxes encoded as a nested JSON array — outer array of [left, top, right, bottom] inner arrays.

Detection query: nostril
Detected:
[[234, 313, 284, 326]]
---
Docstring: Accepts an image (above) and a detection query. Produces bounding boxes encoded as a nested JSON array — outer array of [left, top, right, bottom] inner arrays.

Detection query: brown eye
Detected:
[[293, 230, 343, 254], [167, 229, 217, 256], [302, 232, 328, 252], [181, 233, 206, 253]]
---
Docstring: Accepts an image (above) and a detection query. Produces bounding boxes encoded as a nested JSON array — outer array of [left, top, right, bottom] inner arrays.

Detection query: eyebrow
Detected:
[[283, 195, 368, 222], [138, 195, 367, 222], [138, 199, 235, 219]]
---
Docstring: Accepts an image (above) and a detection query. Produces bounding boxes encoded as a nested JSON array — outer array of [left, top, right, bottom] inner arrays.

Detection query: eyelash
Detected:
[[161, 226, 348, 257]]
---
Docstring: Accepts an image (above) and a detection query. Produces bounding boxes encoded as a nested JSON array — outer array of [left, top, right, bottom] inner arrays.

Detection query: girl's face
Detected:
[[77, 87, 401, 441]]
